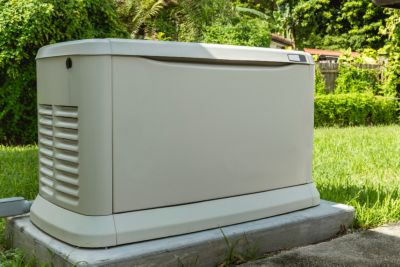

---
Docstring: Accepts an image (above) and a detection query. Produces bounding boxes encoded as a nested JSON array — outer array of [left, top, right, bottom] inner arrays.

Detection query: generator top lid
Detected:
[[36, 39, 314, 65]]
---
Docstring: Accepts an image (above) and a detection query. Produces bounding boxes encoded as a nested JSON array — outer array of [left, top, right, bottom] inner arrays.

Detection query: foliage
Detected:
[[147, 0, 237, 42], [120, 0, 272, 46], [335, 64, 380, 95], [314, 93, 398, 127], [314, 65, 326, 95], [276, 0, 387, 50], [116, 0, 389, 51], [0, 0, 128, 144], [203, 18, 271, 47], [115, 0, 165, 38], [333, 50, 382, 95], [0, 248, 40, 267], [381, 9, 400, 97]]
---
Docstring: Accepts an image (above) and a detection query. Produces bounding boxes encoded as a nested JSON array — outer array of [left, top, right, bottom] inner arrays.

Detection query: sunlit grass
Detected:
[[314, 125, 400, 228]]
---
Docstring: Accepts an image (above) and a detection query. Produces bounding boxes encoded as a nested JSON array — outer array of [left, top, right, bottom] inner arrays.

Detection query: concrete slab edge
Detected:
[[6, 200, 354, 267]]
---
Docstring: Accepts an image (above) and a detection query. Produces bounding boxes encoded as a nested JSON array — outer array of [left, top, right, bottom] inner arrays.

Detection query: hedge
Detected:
[[0, 0, 128, 145], [314, 93, 399, 127]]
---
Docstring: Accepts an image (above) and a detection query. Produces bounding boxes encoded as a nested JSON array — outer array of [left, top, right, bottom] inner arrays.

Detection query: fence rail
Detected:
[[317, 62, 383, 92]]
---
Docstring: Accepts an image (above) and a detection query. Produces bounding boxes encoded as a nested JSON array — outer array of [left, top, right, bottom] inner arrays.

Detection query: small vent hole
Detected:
[[66, 58, 72, 69]]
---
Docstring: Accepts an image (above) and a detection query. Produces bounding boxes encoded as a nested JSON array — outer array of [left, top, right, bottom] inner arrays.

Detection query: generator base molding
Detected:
[[30, 183, 319, 248]]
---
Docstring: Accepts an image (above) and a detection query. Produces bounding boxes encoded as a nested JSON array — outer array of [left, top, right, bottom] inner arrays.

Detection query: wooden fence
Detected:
[[317, 62, 384, 92]]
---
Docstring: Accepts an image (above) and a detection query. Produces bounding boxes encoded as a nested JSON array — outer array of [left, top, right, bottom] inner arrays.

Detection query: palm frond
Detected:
[[117, 0, 165, 37], [235, 6, 269, 21]]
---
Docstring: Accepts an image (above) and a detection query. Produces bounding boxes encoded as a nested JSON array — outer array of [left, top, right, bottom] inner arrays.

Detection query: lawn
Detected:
[[0, 125, 400, 264], [0, 145, 38, 266], [314, 125, 400, 228]]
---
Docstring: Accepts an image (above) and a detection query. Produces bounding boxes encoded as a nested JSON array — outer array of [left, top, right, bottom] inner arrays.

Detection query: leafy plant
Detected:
[[335, 64, 380, 95], [381, 9, 400, 97], [115, 0, 166, 38], [203, 18, 271, 47], [276, 0, 387, 50], [173, 0, 237, 42], [235, 6, 270, 21], [314, 65, 326, 95], [314, 93, 398, 127], [0, 0, 128, 144], [133, 0, 270, 45]]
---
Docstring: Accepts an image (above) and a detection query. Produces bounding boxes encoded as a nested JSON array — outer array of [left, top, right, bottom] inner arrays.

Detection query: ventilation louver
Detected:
[[38, 104, 79, 207]]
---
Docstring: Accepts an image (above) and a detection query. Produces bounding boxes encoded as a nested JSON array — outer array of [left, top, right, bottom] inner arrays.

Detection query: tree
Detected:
[[0, 0, 128, 144], [276, 0, 387, 50], [140, 0, 271, 45]]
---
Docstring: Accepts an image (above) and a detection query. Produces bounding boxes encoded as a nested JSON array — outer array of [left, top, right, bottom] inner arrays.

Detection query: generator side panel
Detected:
[[112, 57, 314, 213], [36, 56, 113, 216]]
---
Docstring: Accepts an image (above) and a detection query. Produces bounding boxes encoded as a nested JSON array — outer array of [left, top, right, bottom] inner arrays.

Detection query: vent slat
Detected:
[[54, 141, 78, 152], [39, 146, 54, 158], [54, 162, 79, 175], [39, 136, 53, 147], [55, 183, 79, 197], [55, 172, 79, 186], [53, 107, 78, 118], [39, 156, 54, 168], [39, 117, 53, 127], [40, 166, 54, 177], [40, 175, 54, 187], [38, 126, 53, 137], [38, 105, 53, 116], [40, 186, 54, 197], [54, 129, 78, 141], [54, 152, 79, 164], [54, 118, 78, 129]]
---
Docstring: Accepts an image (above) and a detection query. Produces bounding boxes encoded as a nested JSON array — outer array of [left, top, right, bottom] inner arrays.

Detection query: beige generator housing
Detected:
[[30, 39, 320, 248]]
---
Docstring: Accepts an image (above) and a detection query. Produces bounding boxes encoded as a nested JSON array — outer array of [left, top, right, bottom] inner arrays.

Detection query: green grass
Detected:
[[314, 125, 400, 228], [0, 145, 39, 266], [0, 125, 400, 264], [0, 145, 38, 200]]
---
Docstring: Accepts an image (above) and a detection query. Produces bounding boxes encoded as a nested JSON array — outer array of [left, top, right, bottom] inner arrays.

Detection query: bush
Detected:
[[382, 10, 400, 97], [0, 0, 128, 145], [314, 93, 399, 127], [335, 64, 381, 95], [315, 65, 326, 95], [202, 18, 271, 47]]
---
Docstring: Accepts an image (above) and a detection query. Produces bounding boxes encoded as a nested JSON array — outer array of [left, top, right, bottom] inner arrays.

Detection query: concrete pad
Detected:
[[6, 200, 354, 267], [243, 224, 400, 267]]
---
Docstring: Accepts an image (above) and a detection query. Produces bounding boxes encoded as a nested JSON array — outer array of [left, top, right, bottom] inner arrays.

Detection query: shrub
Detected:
[[202, 18, 271, 47], [0, 0, 128, 144], [381, 10, 400, 97], [315, 65, 326, 95], [334, 64, 381, 95], [314, 93, 399, 127]]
